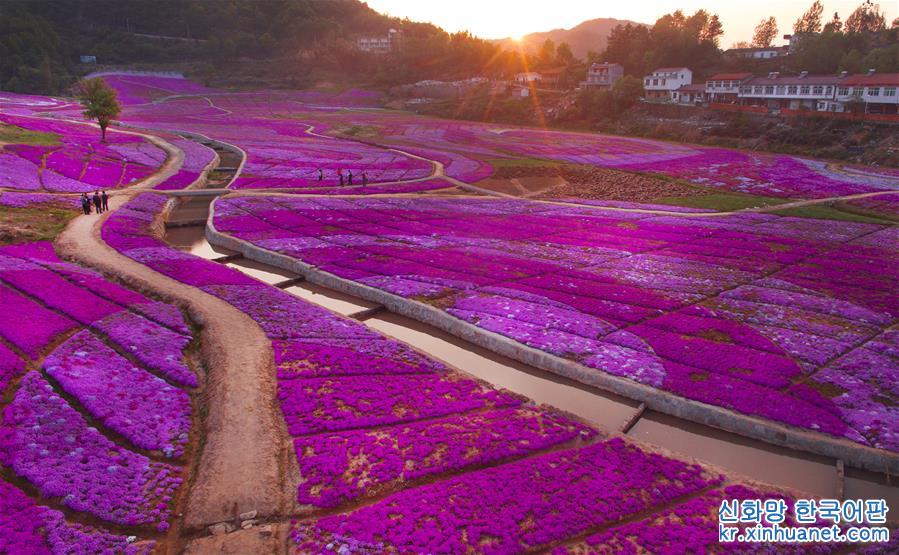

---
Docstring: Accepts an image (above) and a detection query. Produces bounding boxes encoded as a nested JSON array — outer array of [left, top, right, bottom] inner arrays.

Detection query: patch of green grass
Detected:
[[768, 203, 895, 225], [654, 193, 792, 212], [339, 125, 381, 138], [0, 123, 60, 146], [487, 157, 562, 168], [656, 192, 895, 224], [0, 206, 78, 245]]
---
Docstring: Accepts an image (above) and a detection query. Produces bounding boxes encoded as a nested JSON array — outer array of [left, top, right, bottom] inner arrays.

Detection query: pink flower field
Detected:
[[0, 112, 167, 202], [0, 73, 895, 553], [0, 241, 197, 549], [212, 195, 899, 453]]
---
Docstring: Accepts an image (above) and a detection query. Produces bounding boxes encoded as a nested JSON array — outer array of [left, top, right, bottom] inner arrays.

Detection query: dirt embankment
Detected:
[[480, 164, 704, 201]]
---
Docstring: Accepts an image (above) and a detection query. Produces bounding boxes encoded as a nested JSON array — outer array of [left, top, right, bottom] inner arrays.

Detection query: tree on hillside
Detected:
[[701, 14, 724, 45], [538, 39, 556, 68], [76, 77, 121, 143], [793, 1, 824, 34], [556, 42, 574, 65], [845, 1, 886, 33], [893, 17, 899, 28], [731, 41, 751, 49], [823, 12, 843, 33], [600, 10, 723, 77], [752, 17, 779, 47]]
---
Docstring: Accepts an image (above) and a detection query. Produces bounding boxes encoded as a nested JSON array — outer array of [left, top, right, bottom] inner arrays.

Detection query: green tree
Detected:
[[793, 1, 824, 34], [611, 75, 644, 107], [556, 42, 574, 65], [701, 14, 724, 45], [752, 17, 779, 47], [538, 38, 556, 68], [76, 77, 121, 143], [845, 1, 886, 33]]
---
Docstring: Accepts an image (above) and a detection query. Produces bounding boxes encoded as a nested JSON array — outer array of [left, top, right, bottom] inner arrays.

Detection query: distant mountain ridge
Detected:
[[493, 17, 647, 59]]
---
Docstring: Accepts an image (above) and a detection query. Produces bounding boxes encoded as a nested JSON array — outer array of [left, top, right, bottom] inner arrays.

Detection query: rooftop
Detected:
[[652, 67, 690, 73], [677, 83, 706, 92], [745, 74, 844, 86], [708, 72, 753, 81], [842, 73, 899, 86]]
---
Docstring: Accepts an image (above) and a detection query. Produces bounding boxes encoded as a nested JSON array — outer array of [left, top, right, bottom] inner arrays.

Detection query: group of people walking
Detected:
[[80, 191, 109, 215], [318, 169, 368, 187]]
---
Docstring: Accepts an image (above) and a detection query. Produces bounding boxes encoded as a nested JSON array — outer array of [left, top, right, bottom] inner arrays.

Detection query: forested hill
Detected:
[[0, 0, 519, 94], [493, 18, 646, 58]]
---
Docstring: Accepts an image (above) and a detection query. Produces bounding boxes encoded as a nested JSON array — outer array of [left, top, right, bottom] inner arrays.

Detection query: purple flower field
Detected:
[[2, 73, 895, 552], [0, 113, 166, 195], [99, 188, 894, 552], [213, 195, 899, 453], [0, 241, 196, 543]]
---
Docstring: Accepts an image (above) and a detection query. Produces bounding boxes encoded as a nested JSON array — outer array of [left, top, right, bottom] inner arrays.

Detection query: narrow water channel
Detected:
[[163, 199, 896, 508]]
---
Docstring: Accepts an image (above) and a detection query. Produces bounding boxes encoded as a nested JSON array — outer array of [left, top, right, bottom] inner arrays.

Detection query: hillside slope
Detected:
[[493, 17, 646, 58]]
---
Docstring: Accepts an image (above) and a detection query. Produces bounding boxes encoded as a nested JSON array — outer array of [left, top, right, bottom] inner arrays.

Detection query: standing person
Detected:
[[347, 170, 354, 186], [362, 171, 368, 186], [92, 191, 102, 214], [317, 169, 323, 182], [338, 170, 344, 187], [81, 193, 91, 215], [101, 190, 109, 211]]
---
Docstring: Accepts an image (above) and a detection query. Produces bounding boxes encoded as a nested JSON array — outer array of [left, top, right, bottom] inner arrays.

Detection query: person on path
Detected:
[[81, 193, 91, 215], [338, 170, 344, 186], [101, 190, 109, 211], [362, 171, 368, 186], [92, 191, 102, 214], [347, 170, 354, 186], [317, 169, 323, 182]]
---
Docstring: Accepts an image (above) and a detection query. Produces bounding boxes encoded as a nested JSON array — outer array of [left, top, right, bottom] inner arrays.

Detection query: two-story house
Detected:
[[705, 73, 753, 103], [738, 72, 842, 110], [581, 62, 624, 90], [835, 71, 899, 114], [643, 67, 692, 102]]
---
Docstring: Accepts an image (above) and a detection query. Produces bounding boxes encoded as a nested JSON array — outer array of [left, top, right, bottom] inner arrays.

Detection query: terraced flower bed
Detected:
[[0, 241, 198, 548], [211, 195, 899, 454], [0, 113, 167, 196], [99, 190, 896, 553]]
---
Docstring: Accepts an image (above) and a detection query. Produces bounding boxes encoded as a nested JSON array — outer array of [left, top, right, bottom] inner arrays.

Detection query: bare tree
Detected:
[[752, 17, 779, 47]]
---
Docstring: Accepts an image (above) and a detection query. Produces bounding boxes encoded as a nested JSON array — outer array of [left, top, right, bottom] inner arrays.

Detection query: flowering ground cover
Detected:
[[154, 136, 217, 191], [213, 195, 899, 454], [367, 122, 899, 202], [0, 113, 167, 194], [99, 191, 897, 553], [0, 241, 196, 543], [95, 73, 898, 213], [0, 479, 152, 554]]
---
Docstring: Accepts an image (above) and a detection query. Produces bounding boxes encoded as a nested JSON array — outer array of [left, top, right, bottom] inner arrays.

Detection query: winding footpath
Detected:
[[52, 133, 290, 533]]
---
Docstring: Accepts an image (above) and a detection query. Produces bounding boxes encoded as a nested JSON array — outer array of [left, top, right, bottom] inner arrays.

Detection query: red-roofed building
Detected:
[[738, 71, 845, 110], [835, 72, 899, 114], [705, 73, 753, 103]]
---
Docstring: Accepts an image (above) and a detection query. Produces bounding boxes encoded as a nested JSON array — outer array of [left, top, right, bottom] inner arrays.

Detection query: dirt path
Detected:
[[53, 134, 289, 532]]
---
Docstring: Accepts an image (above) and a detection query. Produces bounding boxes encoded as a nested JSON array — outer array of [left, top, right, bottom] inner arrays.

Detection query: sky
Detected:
[[365, 0, 896, 48]]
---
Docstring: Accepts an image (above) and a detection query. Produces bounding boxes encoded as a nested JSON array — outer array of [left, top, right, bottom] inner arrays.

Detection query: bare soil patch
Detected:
[[0, 206, 79, 245], [481, 164, 706, 202]]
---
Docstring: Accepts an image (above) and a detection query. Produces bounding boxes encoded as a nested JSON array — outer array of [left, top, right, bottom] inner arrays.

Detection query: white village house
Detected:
[[643, 67, 692, 102]]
